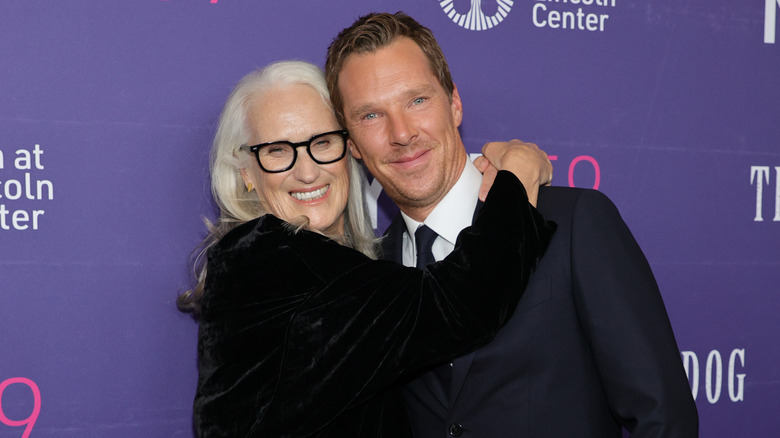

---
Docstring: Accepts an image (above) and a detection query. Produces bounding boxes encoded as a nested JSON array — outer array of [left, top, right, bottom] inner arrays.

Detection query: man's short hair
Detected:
[[325, 11, 455, 126]]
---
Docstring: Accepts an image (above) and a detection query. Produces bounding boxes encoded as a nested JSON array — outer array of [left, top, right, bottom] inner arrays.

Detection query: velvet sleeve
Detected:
[[195, 171, 555, 437]]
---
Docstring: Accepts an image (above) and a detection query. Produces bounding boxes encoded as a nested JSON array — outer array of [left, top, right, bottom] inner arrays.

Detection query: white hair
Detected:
[[179, 61, 379, 314]]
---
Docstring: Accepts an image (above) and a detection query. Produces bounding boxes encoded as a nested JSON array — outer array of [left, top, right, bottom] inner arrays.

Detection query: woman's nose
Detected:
[[291, 148, 320, 183]]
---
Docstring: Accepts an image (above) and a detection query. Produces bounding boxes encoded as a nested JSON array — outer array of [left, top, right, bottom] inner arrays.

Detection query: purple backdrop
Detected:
[[1, 1, 778, 436]]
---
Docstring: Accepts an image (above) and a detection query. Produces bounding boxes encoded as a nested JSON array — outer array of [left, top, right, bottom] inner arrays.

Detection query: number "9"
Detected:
[[0, 378, 40, 438]]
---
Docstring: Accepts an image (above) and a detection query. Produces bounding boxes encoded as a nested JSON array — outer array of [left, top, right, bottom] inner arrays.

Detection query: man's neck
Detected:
[[399, 179, 460, 223], [401, 204, 437, 224], [399, 159, 482, 243]]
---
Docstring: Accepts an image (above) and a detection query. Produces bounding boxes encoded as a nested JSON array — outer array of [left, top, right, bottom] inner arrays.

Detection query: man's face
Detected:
[[337, 37, 467, 221]]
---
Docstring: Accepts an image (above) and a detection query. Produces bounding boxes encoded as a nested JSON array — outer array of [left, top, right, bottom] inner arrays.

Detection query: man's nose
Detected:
[[388, 112, 417, 146]]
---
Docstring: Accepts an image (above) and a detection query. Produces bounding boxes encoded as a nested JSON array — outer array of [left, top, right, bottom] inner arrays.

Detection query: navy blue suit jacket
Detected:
[[382, 186, 698, 437]]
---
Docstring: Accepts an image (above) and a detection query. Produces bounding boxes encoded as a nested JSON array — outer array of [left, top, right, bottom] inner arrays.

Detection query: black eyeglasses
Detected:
[[243, 130, 349, 173]]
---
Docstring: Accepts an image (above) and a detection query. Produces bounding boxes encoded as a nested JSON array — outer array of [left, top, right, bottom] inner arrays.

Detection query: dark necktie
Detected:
[[414, 225, 452, 398], [414, 225, 438, 269]]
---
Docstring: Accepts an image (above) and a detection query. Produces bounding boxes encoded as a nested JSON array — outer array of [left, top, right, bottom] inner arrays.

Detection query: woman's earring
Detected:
[[246, 182, 254, 192]]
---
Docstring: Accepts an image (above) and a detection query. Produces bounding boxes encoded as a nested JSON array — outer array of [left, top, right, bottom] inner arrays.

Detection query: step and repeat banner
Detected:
[[2, 1, 778, 436]]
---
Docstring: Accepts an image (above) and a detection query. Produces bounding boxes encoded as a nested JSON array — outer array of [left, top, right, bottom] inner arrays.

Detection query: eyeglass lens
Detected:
[[257, 131, 345, 172]]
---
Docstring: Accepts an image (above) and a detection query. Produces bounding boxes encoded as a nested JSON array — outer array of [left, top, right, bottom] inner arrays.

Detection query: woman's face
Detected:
[[241, 84, 350, 236]]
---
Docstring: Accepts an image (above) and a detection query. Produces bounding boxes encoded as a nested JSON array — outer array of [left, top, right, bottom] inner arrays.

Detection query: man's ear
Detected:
[[347, 138, 363, 160], [451, 84, 463, 128]]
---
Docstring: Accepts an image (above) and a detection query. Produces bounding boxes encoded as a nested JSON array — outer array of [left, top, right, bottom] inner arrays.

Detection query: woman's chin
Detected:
[[310, 215, 345, 237]]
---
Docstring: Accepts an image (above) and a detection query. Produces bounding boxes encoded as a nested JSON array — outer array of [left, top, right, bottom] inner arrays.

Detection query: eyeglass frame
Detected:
[[241, 129, 349, 173]]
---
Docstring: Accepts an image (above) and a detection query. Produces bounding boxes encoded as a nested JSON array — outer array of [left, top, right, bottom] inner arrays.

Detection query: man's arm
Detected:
[[570, 190, 698, 437]]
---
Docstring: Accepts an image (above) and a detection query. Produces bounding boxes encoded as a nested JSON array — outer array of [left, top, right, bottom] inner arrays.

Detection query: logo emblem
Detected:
[[440, 0, 514, 31]]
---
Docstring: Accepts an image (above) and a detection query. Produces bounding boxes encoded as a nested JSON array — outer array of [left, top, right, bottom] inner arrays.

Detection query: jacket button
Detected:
[[448, 423, 464, 436]]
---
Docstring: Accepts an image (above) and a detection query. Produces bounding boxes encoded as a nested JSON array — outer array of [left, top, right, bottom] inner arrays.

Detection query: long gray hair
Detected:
[[178, 61, 379, 314]]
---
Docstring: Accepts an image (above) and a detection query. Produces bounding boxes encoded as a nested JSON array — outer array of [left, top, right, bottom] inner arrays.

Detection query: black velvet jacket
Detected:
[[193, 171, 555, 437]]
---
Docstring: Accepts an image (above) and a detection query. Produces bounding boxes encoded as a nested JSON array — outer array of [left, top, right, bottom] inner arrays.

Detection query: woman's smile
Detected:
[[290, 184, 329, 202]]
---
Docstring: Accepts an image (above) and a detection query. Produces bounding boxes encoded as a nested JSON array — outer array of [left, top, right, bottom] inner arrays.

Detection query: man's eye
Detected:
[[364, 113, 378, 120], [412, 97, 425, 105]]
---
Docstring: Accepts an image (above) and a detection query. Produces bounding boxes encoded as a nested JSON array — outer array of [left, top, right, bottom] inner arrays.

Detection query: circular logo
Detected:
[[440, 0, 514, 31]]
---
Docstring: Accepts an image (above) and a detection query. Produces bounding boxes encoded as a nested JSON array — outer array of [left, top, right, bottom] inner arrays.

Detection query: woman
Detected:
[[179, 61, 555, 437]]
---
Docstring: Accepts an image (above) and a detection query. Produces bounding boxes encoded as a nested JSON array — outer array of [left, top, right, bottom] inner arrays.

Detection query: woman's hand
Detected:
[[474, 140, 552, 207]]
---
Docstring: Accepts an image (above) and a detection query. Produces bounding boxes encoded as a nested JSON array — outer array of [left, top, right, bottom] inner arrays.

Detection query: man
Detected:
[[325, 12, 698, 437]]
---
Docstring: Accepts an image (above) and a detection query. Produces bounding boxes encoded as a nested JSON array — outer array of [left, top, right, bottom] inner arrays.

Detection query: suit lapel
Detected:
[[383, 204, 484, 408], [445, 200, 485, 405], [382, 215, 451, 407], [449, 353, 476, 405], [380, 214, 406, 264], [418, 369, 451, 409]]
